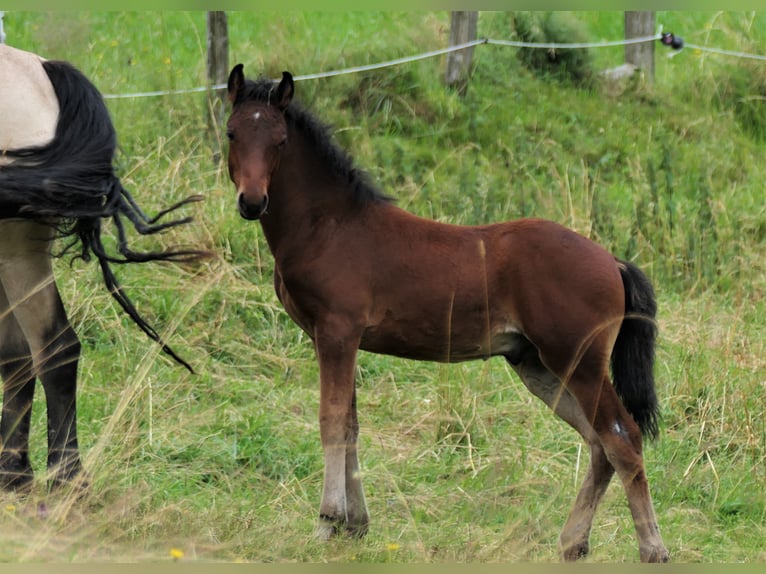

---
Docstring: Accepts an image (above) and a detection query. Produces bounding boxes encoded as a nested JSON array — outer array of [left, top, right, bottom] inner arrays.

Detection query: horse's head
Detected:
[[226, 65, 294, 221]]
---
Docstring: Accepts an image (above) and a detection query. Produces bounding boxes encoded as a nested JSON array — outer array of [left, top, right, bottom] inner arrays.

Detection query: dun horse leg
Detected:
[[508, 346, 615, 560], [38, 317, 82, 488], [0, 221, 83, 488], [314, 320, 368, 539], [0, 286, 36, 491]]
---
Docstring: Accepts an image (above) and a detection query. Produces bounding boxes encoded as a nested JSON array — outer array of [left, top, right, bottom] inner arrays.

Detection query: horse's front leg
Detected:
[[344, 385, 369, 537], [314, 317, 369, 539]]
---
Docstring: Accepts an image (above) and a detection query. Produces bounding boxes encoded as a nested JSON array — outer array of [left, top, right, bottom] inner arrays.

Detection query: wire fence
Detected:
[[678, 41, 766, 61], [1, 14, 764, 98], [102, 32, 669, 99], [99, 27, 765, 100]]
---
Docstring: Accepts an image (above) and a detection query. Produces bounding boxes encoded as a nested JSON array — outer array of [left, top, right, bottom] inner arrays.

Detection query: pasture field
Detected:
[[0, 11, 764, 562]]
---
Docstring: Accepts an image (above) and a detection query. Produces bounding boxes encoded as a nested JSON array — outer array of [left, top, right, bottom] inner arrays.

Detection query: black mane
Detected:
[[239, 76, 394, 207]]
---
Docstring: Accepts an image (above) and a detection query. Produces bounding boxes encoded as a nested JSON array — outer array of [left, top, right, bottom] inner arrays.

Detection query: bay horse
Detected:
[[0, 45, 207, 491], [225, 64, 669, 562]]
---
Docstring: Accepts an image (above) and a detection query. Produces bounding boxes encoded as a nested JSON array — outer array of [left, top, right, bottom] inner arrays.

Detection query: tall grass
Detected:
[[0, 11, 764, 562]]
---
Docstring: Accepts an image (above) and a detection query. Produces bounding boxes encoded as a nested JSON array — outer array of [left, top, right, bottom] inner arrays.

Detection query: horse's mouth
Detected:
[[237, 192, 268, 221]]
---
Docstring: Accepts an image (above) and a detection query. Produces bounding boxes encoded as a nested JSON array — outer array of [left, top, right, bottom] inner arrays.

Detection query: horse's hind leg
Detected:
[[507, 344, 615, 561], [0, 285, 36, 491], [567, 369, 667, 562], [0, 221, 83, 489], [560, 442, 614, 560]]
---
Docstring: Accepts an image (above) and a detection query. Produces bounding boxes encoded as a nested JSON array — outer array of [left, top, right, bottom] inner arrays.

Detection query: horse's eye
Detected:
[[277, 138, 287, 148], [226, 130, 235, 141]]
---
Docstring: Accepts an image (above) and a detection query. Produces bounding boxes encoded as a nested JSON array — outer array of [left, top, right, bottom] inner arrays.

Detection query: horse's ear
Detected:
[[276, 71, 294, 111], [227, 64, 245, 105]]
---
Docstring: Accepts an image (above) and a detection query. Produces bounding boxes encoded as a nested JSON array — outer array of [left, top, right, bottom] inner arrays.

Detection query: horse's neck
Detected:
[[261, 134, 356, 258]]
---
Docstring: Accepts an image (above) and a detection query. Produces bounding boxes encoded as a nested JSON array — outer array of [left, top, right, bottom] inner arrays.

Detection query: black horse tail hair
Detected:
[[0, 59, 210, 373], [611, 259, 660, 441]]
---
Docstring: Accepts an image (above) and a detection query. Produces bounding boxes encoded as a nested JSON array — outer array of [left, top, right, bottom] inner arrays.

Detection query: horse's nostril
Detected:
[[237, 191, 268, 221]]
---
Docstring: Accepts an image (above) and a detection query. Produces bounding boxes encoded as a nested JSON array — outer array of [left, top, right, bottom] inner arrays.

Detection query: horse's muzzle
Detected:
[[237, 191, 269, 221]]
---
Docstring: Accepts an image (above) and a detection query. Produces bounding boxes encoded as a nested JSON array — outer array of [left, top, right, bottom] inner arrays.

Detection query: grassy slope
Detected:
[[0, 11, 764, 562]]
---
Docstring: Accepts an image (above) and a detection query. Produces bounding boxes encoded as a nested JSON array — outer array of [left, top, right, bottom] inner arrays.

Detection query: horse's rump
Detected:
[[0, 46, 208, 371]]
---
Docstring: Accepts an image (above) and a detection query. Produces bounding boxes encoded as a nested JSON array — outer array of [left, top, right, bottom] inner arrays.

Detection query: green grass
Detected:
[[1, 10, 765, 563]]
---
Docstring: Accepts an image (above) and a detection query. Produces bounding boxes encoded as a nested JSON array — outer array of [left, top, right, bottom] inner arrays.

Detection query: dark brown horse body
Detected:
[[226, 65, 669, 562]]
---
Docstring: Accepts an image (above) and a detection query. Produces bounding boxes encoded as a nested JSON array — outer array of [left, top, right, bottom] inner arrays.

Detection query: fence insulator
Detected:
[[661, 33, 684, 50]]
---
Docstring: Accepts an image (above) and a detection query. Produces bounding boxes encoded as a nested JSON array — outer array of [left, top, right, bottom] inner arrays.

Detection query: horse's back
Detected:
[[493, 218, 620, 279], [0, 45, 58, 160]]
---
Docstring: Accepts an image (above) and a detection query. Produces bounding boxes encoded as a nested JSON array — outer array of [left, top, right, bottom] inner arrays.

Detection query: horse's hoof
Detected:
[[48, 461, 89, 495], [561, 541, 589, 561], [346, 525, 368, 539], [0, 468, 34, 493], [640, 545, 670, 563], [315, 514, 370, 540], [51, 472, 90, 493], [316, 516, 339, 541], [0, 455, 34, 493]]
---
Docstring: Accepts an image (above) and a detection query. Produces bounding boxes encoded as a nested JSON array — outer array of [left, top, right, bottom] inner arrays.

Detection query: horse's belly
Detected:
[[360, 318, 526, 363]]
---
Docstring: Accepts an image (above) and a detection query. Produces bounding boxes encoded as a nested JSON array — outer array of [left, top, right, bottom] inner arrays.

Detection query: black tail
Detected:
[[611, 259, 660, 440], [0, 59, 209, 373]]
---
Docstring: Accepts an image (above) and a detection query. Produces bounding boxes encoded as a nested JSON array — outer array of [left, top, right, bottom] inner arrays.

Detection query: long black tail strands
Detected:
[[0, 59, 209, 372], [95, 251, 195, 374]]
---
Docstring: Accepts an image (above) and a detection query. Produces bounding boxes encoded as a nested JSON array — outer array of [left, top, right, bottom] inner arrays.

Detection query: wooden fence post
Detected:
[[624, 11, 655, 81], [445, 11, 478, 96], [206, 11, 229, 159]]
